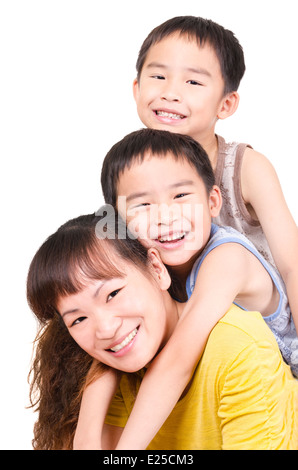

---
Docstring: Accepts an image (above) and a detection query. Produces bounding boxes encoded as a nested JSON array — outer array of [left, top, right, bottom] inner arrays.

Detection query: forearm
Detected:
[[73, 369, 120, 450], [116, 309, 216, 450]]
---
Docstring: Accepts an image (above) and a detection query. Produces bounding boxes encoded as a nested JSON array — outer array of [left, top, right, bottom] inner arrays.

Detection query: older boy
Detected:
[[131, 16, 298, 333]]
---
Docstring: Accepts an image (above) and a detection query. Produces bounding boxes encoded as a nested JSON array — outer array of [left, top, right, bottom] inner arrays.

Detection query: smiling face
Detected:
[[58, 250, 176, 373], [133, 34, 229, 146], [117, 152, 221, 278]]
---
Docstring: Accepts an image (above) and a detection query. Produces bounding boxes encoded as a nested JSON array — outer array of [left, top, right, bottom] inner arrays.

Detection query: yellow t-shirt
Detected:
[[105, 305, 298, 450]]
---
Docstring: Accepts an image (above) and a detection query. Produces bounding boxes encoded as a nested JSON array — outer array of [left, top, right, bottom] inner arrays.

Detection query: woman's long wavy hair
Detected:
[[27, 210, 149, 449]]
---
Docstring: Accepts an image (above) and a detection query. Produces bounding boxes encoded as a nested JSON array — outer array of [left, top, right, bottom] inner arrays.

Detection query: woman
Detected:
[[27, 211, 298, 450]]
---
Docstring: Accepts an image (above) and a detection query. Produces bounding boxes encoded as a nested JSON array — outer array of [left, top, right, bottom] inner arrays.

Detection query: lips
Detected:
[[158, 232, 186, 243], [106, 327, 139, 353], [153, 231, 189, 251], [155, 110, 186, 120]]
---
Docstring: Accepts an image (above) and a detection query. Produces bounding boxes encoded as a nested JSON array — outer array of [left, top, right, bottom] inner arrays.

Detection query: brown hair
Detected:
[[27, 212, 149, 449]]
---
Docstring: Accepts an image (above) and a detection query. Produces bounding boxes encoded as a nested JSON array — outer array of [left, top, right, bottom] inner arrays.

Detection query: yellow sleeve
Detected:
[[105, 385, 129, 428], [105, 373, 143, 428], [219, 338, 298, 450]]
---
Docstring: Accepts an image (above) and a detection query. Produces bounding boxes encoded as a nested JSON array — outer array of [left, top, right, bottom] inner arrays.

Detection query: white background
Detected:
[[1, 0, 297, 449]]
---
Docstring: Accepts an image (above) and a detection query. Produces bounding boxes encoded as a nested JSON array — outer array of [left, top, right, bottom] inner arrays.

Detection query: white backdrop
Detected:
[[1, 0, 297, 449]]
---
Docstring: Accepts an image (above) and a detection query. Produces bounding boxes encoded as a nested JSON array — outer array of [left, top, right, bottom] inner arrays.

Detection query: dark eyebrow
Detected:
[[146, 62, 211, 77], [61, 281, 106, 318], [146, 62, 167, 70], [187, 67, 211, 78], [126, 191, 150, 203], [169, 179, 195, 188], [61, 308, 79, 319], [125, 180, 195, 203], [93, 281, 106, 298]]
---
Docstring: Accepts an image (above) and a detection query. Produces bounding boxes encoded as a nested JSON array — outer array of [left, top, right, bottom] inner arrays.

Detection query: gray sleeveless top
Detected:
[[213, 135, 276, 268]]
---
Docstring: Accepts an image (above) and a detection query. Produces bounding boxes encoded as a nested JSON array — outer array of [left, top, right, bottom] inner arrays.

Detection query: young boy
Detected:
[[74, 129, 297, 449], [131, 16, 298, 330]]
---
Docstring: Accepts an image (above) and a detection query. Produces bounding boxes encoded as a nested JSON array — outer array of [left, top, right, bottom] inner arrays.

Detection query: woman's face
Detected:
[[57, 250, 174, 372]]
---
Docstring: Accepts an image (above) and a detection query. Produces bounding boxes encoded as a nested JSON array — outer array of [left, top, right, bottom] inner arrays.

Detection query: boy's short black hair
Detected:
[[136, 16, 245, 94], [101, 128, 215, 207]]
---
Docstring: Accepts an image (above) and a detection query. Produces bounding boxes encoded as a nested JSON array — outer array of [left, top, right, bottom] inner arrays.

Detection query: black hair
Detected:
[[136, 15, 245, 94], [101, 128, 215, 207]]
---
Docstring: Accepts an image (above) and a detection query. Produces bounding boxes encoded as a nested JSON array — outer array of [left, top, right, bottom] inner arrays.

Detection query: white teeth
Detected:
[[156, 111, 184, 119], [110, 328, 138, 352], [159, 232, 186, 243]]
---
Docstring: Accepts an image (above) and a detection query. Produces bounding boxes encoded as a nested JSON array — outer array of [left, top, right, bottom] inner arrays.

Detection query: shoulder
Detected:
[[242, 147, 276, 174], [242, 148, 278, 184], [241, 147, 280, 204], [187, 227, 251, 297]]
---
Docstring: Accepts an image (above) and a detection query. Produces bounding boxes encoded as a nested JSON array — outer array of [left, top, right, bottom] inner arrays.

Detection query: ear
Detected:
[[209, 185, 222, 218], [217, 91, 239, 120], [132, 78, 139, 103], [147, 248, 171, 291]]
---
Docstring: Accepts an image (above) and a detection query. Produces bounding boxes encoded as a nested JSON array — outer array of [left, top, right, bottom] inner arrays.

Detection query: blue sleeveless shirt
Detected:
[[186, 224, 298, 378]]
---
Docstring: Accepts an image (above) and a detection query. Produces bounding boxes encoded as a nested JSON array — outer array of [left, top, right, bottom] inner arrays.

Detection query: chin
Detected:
[[119, 350, 158, 373], [119, 362, 147, 373]]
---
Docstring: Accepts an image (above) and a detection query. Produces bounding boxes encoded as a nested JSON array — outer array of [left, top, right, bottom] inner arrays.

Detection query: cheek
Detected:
[[126, 211, 152, 241], [188, 201, 204, 230], [137, 83, 160, 111], [69, 330, 94, 357]]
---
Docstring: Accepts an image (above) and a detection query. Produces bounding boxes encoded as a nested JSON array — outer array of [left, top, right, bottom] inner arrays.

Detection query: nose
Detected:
[[158, 203, 180, 226], [94, 312, 122, 341], [147, 203, 181, 240], [161, 80, 181, 102], [161, 91, 181, 103]]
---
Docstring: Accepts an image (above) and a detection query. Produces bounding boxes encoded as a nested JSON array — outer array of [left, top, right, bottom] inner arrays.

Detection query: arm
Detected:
[[116, 244, 253, 450], [73, 367, 120, 450], [241, 148, 298, 332]]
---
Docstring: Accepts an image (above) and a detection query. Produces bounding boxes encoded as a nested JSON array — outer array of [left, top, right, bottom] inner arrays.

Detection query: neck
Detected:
[[201, 134, 218, 170], [163, 292, 183, 342], [194, 130, 218, 171], [170, 250, 199, 289]]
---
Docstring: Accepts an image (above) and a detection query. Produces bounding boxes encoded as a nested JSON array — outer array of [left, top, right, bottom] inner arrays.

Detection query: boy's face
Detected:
[[133, 34, 227, 145], [116, 153, 221, 276]]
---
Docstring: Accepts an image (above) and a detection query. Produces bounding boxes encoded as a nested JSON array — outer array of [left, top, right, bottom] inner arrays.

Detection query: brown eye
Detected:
[[186, 80, 203, 86], [71, 316, 86, 327], [107, 289, 121, 302]]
